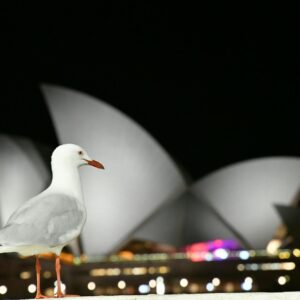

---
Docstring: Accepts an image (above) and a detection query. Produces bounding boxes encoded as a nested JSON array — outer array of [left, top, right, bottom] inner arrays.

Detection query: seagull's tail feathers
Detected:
[[0, 227, 15, 253], [0, 226, 20, 254]]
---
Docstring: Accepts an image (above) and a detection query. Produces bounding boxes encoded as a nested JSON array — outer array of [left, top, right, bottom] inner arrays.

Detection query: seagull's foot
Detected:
[[35, 293, 48, 299], [55, 292, 64, 298], [55, 293, 80, 298]]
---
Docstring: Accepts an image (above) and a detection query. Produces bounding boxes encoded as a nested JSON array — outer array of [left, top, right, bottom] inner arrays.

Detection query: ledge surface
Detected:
[[19, 293, 300, 300]]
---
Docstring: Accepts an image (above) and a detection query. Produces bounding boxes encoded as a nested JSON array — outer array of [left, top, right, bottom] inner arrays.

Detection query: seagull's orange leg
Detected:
[[54, 255, 79, 298], [35, 255, 47, 299], [55, 255, 64, 298]]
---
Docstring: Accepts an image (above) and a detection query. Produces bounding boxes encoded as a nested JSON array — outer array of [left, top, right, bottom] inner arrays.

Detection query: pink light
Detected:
[[213, 239, 223, 247], [182, 239, 241, 262]]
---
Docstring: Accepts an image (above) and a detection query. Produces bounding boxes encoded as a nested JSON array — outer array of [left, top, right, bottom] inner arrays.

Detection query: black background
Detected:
[[1, 4, 300, 179]]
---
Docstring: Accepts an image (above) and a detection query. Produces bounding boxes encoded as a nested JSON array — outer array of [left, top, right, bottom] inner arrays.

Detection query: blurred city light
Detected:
[[117, 280, 126, 290], [28, 284, 37, 294], [206, 282, 214, 292], [20, 271, 31, 280], [156, 277, 165, 295], [87, 281, 96, 291], [138, 284, 150, 294], [0, 285, 7, 295], [179, 278, 189, 287], [212, 277, 221, 286]]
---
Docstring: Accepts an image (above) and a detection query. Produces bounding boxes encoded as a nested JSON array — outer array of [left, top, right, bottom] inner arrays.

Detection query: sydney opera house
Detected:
[[0, 85, 300, 298]]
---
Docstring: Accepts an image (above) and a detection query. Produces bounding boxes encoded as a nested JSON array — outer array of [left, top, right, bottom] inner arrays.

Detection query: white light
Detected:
[[156, 277, 165, 295], [278, 276, 287, 285], [180, 278, 188, 288], [239, 251, 250, 260], [241, 281, 252, 291], [214, 248, 229, 260], [138, 284, 150, 294], [54, 281, 66, 295], [0, 285, 7, 295], [28, 284, 37, 293], [266, 239, 281, 255], [206, 282, 214, 292], [87, 281, 96, 291], [245, 277, 253, 284], [282, 262, 296, 270], [118, 280, 126, 289], [149, 279, 156, 288], [212, 277, 221, 286]]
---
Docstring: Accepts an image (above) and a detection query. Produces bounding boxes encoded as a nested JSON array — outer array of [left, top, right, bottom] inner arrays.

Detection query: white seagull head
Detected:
[[51, 144, 104, 169]]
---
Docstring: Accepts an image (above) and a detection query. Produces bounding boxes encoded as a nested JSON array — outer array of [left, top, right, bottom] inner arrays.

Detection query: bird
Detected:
[[0, 144, 104, 298]]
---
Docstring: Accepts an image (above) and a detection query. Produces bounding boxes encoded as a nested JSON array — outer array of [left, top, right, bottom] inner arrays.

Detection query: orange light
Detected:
[[118, 251, 134, 260]]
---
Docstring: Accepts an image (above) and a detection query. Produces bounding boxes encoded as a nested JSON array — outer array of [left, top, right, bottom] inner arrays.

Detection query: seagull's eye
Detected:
[[78, 151, 83, 155]]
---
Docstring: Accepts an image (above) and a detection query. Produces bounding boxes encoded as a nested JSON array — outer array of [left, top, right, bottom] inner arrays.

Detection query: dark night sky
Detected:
[[1, 4, 300, 179]]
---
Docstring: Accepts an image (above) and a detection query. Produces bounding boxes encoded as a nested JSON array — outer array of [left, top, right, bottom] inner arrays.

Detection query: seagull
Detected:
[[0, 144, 104, 298]]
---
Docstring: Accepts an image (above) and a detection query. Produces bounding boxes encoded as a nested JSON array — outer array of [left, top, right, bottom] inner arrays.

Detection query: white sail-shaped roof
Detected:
[[42, 84, 186, 255], [132, 192, 239, 247], [0, 135, 50, 226], [191, 157, 300, 248], [132, 196, 187, 247]]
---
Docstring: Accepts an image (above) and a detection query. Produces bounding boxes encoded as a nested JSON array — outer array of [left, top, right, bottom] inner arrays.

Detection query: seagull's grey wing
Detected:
[[0, 193, 85, 247]]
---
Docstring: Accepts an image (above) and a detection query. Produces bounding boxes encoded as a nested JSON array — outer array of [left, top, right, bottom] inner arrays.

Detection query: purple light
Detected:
[[183, 239, 241, 253]]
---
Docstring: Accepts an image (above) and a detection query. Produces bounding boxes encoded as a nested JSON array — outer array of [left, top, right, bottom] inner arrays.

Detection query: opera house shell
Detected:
[[133, 157, 300, 249], [0, 135, 50, 227], [42, 85, 187, 255], [0, 84, 299, 256]]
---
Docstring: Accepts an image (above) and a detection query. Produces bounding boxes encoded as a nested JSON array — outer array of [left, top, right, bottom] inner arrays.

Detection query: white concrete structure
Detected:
[[41, 84, 300, 251], [42, 84, 186, 255], [132, 192, 238, 247], [191, 157, 300, 249], [134, 157, 300, 249], [0, 135, 50, 226]]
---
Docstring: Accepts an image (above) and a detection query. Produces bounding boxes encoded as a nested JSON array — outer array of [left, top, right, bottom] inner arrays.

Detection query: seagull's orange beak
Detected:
[[84, 159, 105, 169]]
